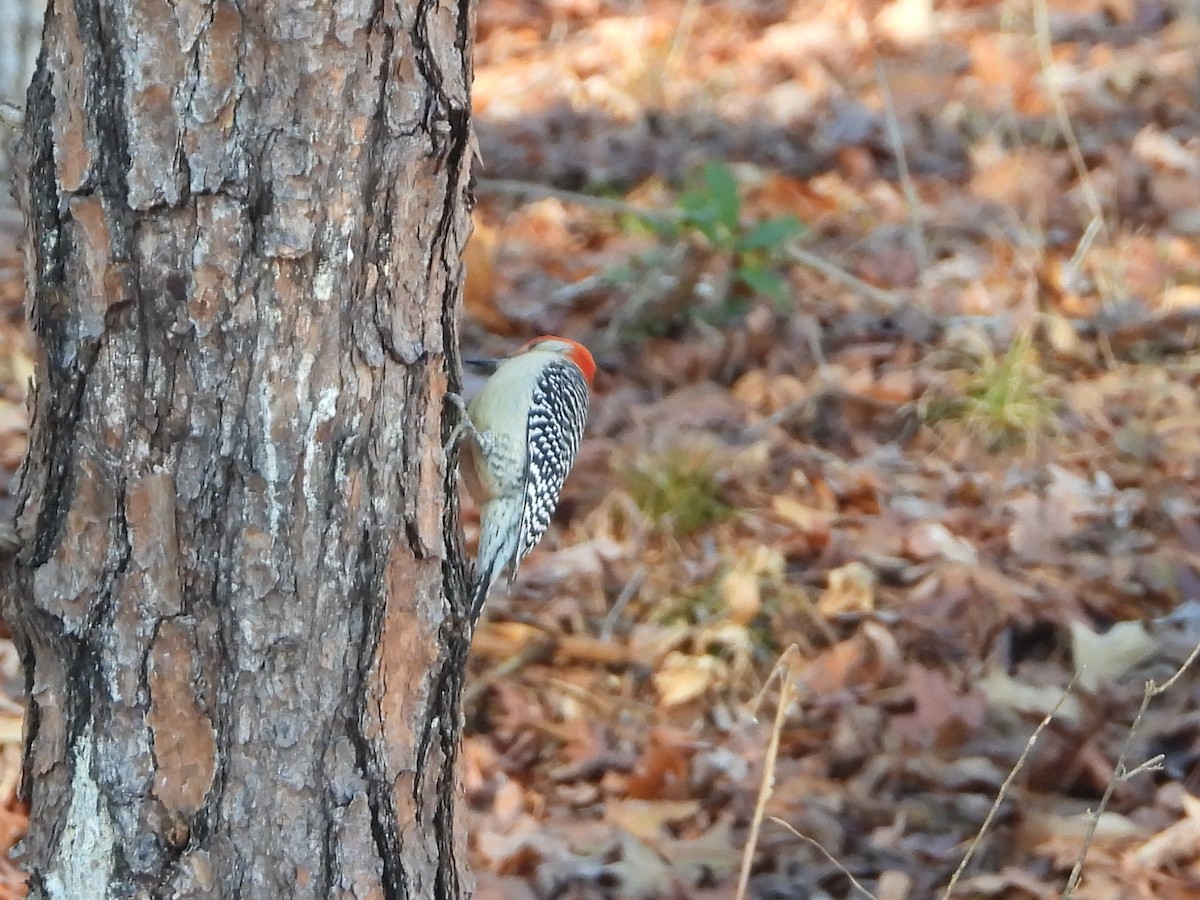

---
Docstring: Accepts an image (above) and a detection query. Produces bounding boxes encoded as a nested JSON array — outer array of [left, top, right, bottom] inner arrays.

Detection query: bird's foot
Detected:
[[443, 392, 477, 454]]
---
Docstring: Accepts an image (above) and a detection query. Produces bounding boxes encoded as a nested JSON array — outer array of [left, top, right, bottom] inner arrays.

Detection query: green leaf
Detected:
[[716, 295, 750, 321], [739, 215, 805, 251], [677, 192, 721, 243], [605, 264, 637, 285], [737, 265, 789, 304], [619, 212, 666, 239], [702, 162, 741, 233]]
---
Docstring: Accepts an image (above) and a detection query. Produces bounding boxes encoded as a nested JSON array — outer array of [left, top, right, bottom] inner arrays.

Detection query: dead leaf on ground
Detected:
[[817, 560, 877, 617], [1071, 619, 1158, 693]]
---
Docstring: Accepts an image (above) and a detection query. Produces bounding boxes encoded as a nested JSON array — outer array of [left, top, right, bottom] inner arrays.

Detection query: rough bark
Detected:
[[5, 0, 474, 896]]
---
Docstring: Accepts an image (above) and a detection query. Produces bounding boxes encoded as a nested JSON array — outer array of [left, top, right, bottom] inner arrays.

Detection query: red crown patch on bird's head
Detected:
[[520, 335, 596, 385]]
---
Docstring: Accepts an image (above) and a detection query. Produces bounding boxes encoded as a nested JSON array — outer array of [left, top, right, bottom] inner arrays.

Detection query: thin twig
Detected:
[[475, 177, 675, 225], [785, 246, 902, 309], [1062, 637, 1200, 897], [1120, 754, 1164, 781], [746, 393, 821, 440], [549, 270, 615, 305], [664, 0, 703, 76], [874, 58, 928, 273], [1062, 684, 1153, 897], [1066, 216, 1102, 274], [747, 383, 904, 440], [1031, 0, 1106, 229], [1147, 636, 1200, 697], [600, 565, 646, 641], [769, 817, 877, 900], [942, 674, 1078, 899]]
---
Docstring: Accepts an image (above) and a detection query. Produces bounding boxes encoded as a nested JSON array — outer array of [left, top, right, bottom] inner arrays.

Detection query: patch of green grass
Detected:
[[923, 332, 1059, 451], [621, 449, 732, 537]]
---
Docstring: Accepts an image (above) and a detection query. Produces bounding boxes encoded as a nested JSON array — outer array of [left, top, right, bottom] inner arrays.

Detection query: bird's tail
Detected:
[[470, 503, 519, 625], [469, 564, 497, 625]]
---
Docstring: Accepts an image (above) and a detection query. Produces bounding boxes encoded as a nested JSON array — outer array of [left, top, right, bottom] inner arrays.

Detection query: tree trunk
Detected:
[[5, 0, 474, 896]]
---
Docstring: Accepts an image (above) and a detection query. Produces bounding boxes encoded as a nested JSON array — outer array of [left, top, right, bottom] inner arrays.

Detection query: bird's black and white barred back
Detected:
[[514, 359, 591, 579]]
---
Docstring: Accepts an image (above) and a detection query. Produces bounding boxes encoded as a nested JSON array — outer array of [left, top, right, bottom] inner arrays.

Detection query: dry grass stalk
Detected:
[[735, 645, 799, 900]]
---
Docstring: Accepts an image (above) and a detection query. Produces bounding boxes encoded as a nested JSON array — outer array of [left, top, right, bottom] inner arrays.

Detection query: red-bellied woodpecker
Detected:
[[448, 336, 595, 623]]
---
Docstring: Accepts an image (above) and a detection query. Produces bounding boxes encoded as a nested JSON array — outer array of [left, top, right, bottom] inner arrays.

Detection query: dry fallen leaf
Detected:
[[655, 816, 742, 884], [817, 561, 877, 617], [602, 831, 676, 900], [977, 669, 1084, 725], [606, 798, 700, 841], [721, 569, 761, 625], [1019, 807, 1143, 869], [876, 0, 933, 46], [771, 496, 833, 537], [623, 729, 693, 801], [653, 652, 724, 707], [893, 663, 985, 750], [1070, 619, 1158, 693], [875, 869, 914, 900], [1160, 284, 1200, 311], [1134, 793, 1200, 869], [905, 521, 978, 565]]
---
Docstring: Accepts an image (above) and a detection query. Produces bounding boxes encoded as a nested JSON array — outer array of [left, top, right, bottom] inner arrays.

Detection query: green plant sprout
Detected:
[[614, 162, 805, 332]]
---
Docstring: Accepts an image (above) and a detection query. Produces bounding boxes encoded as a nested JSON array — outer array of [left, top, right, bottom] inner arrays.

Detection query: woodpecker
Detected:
[[448, 336, 595, 623]]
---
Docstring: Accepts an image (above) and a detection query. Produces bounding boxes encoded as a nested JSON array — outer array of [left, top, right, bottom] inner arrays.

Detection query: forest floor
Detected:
[[4, 0, 1200, 897]]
